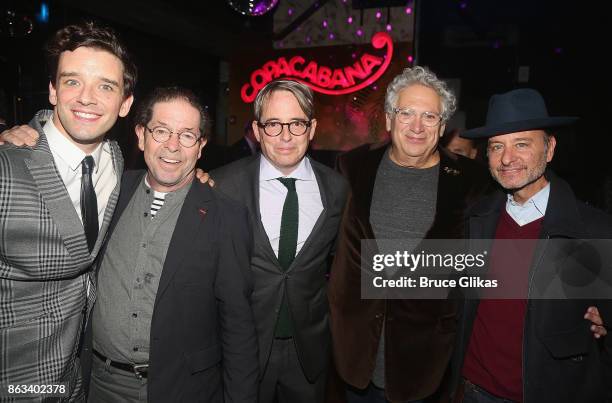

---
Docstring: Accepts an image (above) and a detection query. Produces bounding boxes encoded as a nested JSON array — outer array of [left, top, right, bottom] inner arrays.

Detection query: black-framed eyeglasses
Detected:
[[392, 107, 443, 127], [145, 126, 201, 148], [256, 120, 312, 137]]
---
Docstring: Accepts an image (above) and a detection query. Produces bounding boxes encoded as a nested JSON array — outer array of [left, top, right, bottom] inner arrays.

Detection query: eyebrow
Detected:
[[152, 120, 196, 131], [58, 72, 120, 87]]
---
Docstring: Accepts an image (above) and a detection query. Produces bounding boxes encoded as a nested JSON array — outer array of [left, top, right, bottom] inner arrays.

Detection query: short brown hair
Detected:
[[134, 86, 209, 139], [254, 79, 314, 121], [46, 21, 137, 97]]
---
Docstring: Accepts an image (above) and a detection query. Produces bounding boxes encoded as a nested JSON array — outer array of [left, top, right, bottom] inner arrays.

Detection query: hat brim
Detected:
[[461, 117, 578, 139]]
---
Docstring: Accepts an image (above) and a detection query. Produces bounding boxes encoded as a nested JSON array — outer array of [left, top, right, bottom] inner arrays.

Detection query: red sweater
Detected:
[[462, 210, 543, 402]]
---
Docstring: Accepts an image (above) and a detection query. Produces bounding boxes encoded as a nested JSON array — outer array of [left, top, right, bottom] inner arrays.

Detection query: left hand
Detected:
[[585, 306, 608, 338], [195, 169, 214, 187]]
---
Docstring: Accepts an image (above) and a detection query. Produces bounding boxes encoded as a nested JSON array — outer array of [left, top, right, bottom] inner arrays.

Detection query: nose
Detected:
[[500, 146, 515, 165], [408, 115, 424, 133], [279, 124, 293, 142], [76, 84, 96, 105], [165, 133, 181, 151]]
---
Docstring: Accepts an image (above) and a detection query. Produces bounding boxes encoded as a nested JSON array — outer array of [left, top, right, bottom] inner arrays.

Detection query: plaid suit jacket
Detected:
[[0, 110, 122, 402]]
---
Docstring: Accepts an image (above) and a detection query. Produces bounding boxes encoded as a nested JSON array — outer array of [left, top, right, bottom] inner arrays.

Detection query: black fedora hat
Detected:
[[461, 88, 577, 139]]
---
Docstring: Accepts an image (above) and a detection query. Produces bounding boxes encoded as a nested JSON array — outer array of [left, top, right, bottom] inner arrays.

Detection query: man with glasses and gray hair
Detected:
[[211, 79, 349, 403], [328, 66, 491, 402]]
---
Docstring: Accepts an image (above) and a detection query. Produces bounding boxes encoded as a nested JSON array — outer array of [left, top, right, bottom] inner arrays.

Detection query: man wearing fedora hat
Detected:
[[448, 88, 612, 403]]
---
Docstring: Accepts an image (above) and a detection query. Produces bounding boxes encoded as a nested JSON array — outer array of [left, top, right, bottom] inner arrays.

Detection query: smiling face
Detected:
[[253, 90, 316, 175], [386, 84, 445, 168], [136, 98, 206, 192], [487, 129, 556, 203], [49, 46, 133, 153]]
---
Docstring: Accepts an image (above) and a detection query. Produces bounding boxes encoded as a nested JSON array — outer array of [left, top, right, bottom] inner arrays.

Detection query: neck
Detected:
[[512, 175, 549, 205], [52, 115, 102, 154], [389, 148, 440, 169]]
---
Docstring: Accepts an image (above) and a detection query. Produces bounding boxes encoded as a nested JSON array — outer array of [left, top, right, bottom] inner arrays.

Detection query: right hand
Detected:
[[0, 125, 40, 147]]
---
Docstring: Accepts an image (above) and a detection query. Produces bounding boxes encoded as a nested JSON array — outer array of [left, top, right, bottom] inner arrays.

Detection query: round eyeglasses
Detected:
[[256, 120, 312, 137], [392, 108, 443, 127], [146, 126, 201, 148]]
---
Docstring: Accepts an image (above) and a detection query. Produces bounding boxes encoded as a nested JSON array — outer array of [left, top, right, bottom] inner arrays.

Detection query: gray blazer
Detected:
[[212, 154, 348, 382], [0, 110, 122, 401]]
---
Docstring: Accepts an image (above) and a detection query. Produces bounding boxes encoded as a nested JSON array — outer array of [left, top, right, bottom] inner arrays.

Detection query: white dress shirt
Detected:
[[259, 156, 323, 257], [506, 183, 550, 226], [44, 119, 117, 230]]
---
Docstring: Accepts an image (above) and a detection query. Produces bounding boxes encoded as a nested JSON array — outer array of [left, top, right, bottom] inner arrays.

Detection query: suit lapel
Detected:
[[155, 181, 213, 302], [25, 131, 90, 260], [290, 159, 329, 269], [91, 140, 124, 256], [247, 155, 281, 268]]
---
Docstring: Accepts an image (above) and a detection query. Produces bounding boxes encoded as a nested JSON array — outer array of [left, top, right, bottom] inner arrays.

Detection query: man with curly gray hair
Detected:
[[328, 66, 491, 402]]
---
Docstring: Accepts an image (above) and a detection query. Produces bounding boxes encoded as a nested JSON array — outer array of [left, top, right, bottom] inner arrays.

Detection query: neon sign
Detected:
[[240, 32, 394, 103]]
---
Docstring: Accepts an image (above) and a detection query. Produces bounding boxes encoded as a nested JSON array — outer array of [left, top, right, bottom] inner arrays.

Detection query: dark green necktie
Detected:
[[275, 177, 298, 337], [277, 177, 298, 270]]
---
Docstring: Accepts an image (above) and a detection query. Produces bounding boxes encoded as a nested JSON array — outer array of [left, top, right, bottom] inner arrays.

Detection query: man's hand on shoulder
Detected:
[[0, 125, 39, 147], [195, 168, 215, 187], [585, 306, 608, 339]]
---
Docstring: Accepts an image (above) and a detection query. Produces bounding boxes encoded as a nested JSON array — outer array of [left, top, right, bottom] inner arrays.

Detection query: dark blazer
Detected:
[[328, 143, 491, 402], [449, 170, 612, 403], [103, 170, 259, 403], [211, 154, 349, 382]]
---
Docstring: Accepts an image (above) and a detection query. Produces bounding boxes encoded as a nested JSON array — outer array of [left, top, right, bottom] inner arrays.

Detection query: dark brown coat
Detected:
[[328, 143, 491, 402]]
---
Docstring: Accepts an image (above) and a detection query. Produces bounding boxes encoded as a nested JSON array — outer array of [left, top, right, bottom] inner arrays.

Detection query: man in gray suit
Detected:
[[212, 79, 349, 403], [0, 22, 135, 401]]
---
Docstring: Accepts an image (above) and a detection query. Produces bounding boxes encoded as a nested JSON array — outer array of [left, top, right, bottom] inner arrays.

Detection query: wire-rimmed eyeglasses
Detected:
[[392, 108, 443, 127], [146, 126, 201, 148]]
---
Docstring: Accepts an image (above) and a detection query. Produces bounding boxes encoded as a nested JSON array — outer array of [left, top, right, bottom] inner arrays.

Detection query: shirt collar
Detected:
[[44, 118, 104, 173], [506, 183, 550, 217], [259, 155, 315, 182]]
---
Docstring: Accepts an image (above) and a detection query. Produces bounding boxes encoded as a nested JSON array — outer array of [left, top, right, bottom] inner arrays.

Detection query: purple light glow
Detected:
[[347, 16, 353, 24], [329, 33, 335, 40], [376, 11, 382, 19], [460, 2, 467, 9], [386, 24, 392, 31], [323, 20, 328, 28], [407, 55, 414, 63], [356, 28, 363, 37], [405, 7, 412, 14], [288, 8, 293, 15], [306, 36, 311, 43], [554, 47, 563, 54], [351, 53, 357, 59]]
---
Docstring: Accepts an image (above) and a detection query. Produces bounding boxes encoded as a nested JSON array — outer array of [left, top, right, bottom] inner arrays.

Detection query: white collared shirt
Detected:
[[44, 118, 117, 229], [506, 183, 550, 226], [259, 156, 323, 257]]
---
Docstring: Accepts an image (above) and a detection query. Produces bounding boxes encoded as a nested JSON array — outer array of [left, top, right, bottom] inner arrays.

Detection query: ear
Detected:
[[439, 123, 446, 137], [197, 137, 208, 160], [136, 125, 146, 152], [546, 135, 556, 163], [119, 95, 134, 118], [48, 81, 57, 106], [385, 113, 392, 132], [252, 120, 262, 143], [308, 119, 317, 141]]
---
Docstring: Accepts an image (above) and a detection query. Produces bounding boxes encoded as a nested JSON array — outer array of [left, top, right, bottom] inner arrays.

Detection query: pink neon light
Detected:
[[288, 32, 393, 96], [240, 32, 394, 102]]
